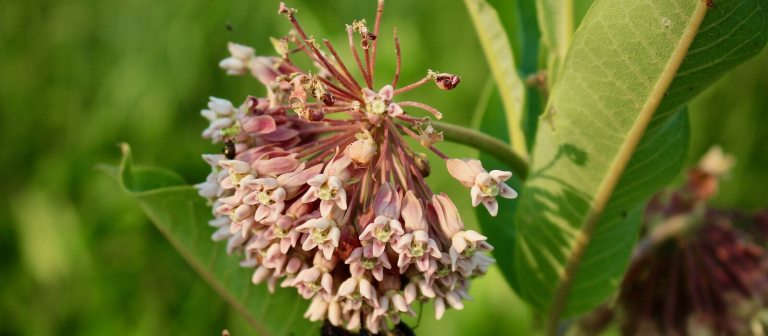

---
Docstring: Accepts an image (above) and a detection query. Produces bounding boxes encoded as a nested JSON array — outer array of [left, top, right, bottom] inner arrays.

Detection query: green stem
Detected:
[[432, 121, 529, 180]]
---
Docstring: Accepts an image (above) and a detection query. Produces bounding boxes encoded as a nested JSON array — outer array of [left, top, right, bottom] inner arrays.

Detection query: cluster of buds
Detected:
[[195, 1, 517, 333], [578, 148, 768, 335]]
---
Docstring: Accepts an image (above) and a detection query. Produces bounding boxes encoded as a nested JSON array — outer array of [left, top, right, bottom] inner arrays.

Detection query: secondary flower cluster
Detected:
[[196, 1, 517, 333], [578, 148, 768, 335]]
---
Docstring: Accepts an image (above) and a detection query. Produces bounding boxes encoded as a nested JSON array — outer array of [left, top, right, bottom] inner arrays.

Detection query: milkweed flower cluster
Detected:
[[584, 147, 768, 335], [195, 1, 517, 333]]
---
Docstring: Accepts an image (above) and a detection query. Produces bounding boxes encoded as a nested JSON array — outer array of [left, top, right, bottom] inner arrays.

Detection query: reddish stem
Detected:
[[392, 28, 402, 88], [347, 26, 372, 88]]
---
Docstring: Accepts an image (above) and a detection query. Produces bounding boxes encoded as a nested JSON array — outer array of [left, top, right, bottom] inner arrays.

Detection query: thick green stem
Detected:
[[433, 121, 529, 180]]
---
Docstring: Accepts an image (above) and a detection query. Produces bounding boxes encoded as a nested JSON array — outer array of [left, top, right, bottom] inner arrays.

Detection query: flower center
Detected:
[[368, 98, 387, 115], [374, 225, 392, 242], [258, 190, 273, 205], [273, 225, 288, 238], [317, 184, 336, 201], [410, 241, 425, 257], [311, 227, 329, 243], [480, 183, 499, 197], [361, 257, 377, 269], [461, 243, 477, 258]]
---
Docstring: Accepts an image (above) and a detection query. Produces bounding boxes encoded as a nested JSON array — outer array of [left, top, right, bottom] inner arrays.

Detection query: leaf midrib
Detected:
[[544, 2, 710, 333]]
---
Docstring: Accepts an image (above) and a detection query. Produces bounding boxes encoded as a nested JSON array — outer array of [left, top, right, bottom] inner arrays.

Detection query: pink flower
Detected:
[[446, 158, 518, 216], [201, 97, 239, 143], [219, 42, 254, 75], [431, 193, 465, 238], [296, 216, 341, 260], [301, 155, 351, 217], [449, 230, 493, 271], [337, 267, 379, 308], [345, 245, 392, 281], [218, 160, 251, 189], [242, 177, 286, 223], [359, 184, 404, 256], [362, 85, 403, 125]]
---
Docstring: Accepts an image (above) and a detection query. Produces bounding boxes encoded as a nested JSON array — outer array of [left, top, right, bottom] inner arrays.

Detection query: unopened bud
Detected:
[[308, 108, 325, 122], [277, 2, 296, 16], [346, 131, 377, 166], [413, 153, 431, 177], [321, 92, 335, 106], [434, 73, 461, 90]]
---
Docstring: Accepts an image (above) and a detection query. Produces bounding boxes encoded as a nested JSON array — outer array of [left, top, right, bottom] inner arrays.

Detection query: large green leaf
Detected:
[[114, 144, 315, 335], [464, 0, 529, 160], [511, 0, 768, 324]]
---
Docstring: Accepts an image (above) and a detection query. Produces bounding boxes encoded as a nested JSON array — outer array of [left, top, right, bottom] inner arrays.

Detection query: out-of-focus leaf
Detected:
[[114, 144, 315, 336], [512, 0, 768, 323], [535, 0, 573, 86], [474, 0, 539, 291], [464, 0, 529, 160]]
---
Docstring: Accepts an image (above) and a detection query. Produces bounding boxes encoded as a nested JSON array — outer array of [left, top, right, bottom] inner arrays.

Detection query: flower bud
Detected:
[[277, 2, 296, 16], [431, 193, 465, 238], [321, 92, 335, 106], [308, 108, 325, 122], [346, 131, 377, 166], [434, 73, 461, 90], [413, 153, 431, 177]]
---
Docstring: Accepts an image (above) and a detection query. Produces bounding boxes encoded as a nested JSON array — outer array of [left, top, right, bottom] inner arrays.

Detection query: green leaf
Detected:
[[464, 0, 529, 160], [114, 144, 315, 336], [511, 0, 768, 325], [536, 0, 574, 86]]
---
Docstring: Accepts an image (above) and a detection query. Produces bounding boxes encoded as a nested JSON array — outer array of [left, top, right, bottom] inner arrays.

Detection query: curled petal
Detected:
[[489, 169, 512, 182]]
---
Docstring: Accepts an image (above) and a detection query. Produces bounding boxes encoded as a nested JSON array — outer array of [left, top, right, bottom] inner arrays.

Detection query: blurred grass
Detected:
[[0, 0, 765, 335]]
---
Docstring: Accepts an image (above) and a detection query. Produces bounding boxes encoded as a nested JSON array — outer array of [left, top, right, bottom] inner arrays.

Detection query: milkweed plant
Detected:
[[115, 0, 768, 335]]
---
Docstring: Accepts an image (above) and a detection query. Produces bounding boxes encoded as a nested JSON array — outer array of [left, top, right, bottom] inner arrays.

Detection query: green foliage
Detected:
[[116, 144, 316, 335], [511, 0, 768, 322], [464, 0, 529, 158]]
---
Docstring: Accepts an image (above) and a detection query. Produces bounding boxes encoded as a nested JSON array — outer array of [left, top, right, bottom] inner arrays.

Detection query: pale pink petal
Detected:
[[328, 300, 342, 326], [404, 283, 417, 303], [379, 85, 394, 100], [463, 230, 487, 242], [489, 169, 512, 182], [499, 183, 518, 199], [337, 278, 357, 297], [483, 198, 499, 217], [392, 294, 409, 312], [446, 292, 464, 309], [446, 158, 477, 187], [372, 241, 386, 257], [242, 115, 277, 134], [434, 297, 446, 320], [470, 186, 483, 207], [452, 234, 468, 253]]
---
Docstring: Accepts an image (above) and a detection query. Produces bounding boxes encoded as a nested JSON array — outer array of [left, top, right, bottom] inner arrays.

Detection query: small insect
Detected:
[[223, 138, 236, 159], [706, 0, 714, 9], [225, 22, 234, 32]]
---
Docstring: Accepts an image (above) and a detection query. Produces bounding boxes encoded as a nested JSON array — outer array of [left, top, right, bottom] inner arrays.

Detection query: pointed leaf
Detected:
[[114, 144, 316, 335], [464, 0, 529, 160], [513, 0, 768, 323]]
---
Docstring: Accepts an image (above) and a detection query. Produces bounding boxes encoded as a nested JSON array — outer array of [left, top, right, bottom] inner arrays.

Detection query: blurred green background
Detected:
[[0, 0, 765, 335]]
